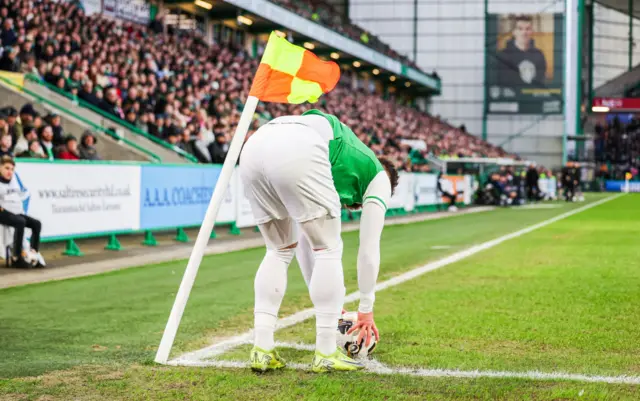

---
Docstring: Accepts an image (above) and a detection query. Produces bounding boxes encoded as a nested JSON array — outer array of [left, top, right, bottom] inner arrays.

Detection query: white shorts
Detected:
[[239, 122, 341, 225]]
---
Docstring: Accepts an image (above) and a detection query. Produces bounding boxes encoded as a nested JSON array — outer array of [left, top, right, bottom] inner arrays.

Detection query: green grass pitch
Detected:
[[1, 194, 639, 400]]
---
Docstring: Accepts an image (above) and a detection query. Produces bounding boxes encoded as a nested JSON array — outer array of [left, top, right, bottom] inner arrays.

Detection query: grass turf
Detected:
[[1, 193, 639, 400]]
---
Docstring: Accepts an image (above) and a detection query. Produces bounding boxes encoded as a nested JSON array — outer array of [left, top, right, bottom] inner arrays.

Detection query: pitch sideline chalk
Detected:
[[168, 345, 640, 386], [169, 359, 640, 386], [170, 195, 623, 370]]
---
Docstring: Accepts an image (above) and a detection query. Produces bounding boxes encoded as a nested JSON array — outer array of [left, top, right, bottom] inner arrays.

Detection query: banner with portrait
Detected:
[[485, 13, 564, 114]]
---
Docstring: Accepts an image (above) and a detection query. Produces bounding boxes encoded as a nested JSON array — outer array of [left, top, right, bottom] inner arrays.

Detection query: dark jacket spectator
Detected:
[[0, 18, 17, 47], [148, 115, 166, 138], [78, 81, 101, 108], [3, 107, 19, 145], [19, 104, 36, 128], [100, 87, 124, 119], [46, 113, 65, 146], [526, 166, 539, 186], [44, 64, 63, 86], [79, 131, 100, 160], [209, 133, 230, 164], [0, 47, 20, 72]]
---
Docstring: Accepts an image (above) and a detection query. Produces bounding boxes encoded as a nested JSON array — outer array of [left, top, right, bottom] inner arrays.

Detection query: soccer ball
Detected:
[[337, 311, 377, 358]]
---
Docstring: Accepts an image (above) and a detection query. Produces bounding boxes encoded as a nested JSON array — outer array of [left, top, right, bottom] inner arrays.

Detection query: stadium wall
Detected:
[[592, 3, 640, 88]]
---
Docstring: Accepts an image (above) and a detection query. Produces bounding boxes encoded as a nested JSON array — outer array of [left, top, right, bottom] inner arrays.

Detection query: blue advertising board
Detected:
[[140, 165, 222, 229], [605, 180, 640, 192]]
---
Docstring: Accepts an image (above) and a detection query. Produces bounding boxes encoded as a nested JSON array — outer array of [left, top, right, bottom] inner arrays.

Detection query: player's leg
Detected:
[[298, 216, 344, 356], [254, 217, 296, 351], [239, 126, 294, 371], [250, 217, 296, 371], [299, 216, 363, 372]]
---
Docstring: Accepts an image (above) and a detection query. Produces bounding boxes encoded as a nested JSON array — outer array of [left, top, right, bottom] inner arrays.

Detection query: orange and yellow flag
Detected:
[[249, 32, 340, 104]]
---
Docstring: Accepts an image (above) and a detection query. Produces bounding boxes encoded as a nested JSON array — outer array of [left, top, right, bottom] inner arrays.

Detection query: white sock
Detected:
[[309, 246, 345, 356], [254, 248, 293, 351], [254, 313, 277, 351]]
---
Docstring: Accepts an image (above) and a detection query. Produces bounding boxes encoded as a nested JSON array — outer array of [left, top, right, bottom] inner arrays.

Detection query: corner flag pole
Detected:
[[155, 96, 259, 364]]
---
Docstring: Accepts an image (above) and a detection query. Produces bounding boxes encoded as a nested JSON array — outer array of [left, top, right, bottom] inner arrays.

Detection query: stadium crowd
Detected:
[[594, 117, 640, 181], [0, 104, 100, 160], [0, 0, 508, 170]]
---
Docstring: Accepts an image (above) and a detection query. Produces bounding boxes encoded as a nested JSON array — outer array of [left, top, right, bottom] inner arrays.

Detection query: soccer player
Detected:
[[240, 109, 398, 373]]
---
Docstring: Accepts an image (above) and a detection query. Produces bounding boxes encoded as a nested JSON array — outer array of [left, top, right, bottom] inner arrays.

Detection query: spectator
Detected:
[[44, 63, 63, 86], [209, 133, 229, 164], [17, 139, 47, 159], [46, 113, 64, 146], [100, 87, 123, 119], [38, 125, 55, 160], [124, 108, 138, 127], [14, 125, 37, 155], [32, 114, 43, 130], [191, 128, 213, 163], [0, 46, 20, 72], [79, 130, 99, 160], [0, 110, 7, 137], [20, 54, 37, 75], [0, 18, 17, 47], [57, 135, 80, 160], [0, 156, 43, 267], [148, 114, 166, 138], [3, 107, 19, 145], [149, 9, 166, 35], [0, 133, 12, 157], [18, 104, 36, 131], [525, 164, 540, 201], [166, 130, 182, 148], [78, 80, 101, 107]]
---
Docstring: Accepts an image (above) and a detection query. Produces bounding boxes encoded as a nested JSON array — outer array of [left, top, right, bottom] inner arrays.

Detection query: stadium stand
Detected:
[[594, 63, 640, 98], [0, 0, 509, 169], [594, 117, 640, 181], [0, 94, 152, 161]]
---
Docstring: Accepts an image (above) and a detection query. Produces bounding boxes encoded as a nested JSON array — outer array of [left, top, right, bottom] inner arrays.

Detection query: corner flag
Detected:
[[250, 32, 340, 104]]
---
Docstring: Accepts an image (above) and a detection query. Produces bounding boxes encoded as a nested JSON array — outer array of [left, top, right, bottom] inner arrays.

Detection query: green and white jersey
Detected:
[[301, 109, 389, 209]]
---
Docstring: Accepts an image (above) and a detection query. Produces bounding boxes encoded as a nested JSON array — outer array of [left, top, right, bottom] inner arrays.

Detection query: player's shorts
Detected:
[[239, 122, 341, 224]]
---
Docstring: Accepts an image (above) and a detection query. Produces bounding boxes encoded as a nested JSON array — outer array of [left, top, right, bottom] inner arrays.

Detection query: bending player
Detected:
[[240, 109, 398, 373]]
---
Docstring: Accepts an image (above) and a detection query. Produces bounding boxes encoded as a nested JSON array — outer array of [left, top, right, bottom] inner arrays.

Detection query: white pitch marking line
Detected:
[[167, 357, 640, 386], [171, 194, 623, 365]]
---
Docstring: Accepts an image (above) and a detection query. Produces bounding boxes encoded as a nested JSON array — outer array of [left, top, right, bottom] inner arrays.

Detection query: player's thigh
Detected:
[[259, 217, 297, 250], [298, 216, 342, 250]]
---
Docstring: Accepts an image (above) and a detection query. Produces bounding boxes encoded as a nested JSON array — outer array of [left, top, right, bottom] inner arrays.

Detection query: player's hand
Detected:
[[347, 311, 379, 347]]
